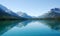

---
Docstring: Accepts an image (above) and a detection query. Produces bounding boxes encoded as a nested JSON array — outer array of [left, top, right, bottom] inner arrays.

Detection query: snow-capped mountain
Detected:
[[17, 12, 32, 18], [51, 8, 60, 13], [39, 8, 60, 18], [0, 4, 25, 19]]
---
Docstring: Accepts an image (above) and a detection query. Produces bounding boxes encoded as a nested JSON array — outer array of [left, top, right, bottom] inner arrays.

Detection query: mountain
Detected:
[[0, 4, 26, 20], [39, 8, 60, 19], [16, 12, 32, 18]]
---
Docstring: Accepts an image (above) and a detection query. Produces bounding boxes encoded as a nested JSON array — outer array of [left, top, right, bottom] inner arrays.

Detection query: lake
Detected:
[[0, 20, 60, 36]]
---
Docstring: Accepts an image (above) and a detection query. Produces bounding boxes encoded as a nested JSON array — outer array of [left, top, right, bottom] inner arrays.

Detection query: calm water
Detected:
[[0, 20, 60, 36]]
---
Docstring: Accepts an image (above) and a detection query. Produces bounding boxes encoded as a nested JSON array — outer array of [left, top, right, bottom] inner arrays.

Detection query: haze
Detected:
[[0, 0, 60, 16]]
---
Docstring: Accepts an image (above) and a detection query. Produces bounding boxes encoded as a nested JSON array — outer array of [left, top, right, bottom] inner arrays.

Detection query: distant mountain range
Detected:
[[0, 4, 27, 20], [39, 8, 60, 19], [16, 12, 32, 18], [0, 4, 60, 20]]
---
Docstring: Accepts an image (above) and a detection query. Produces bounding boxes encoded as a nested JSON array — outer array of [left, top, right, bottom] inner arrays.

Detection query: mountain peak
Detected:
[[51, 8, 60, 13], [0, 4, 4, 7], [0, 4, 9, 11], [16, 12, 32, 18]]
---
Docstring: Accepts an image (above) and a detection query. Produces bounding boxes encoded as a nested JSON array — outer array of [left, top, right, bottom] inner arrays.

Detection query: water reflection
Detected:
[[0, 20, 32, 36], [38, 20, 60, 31], [1, 20, 60, 36], [16, 20, 32, 28], [0, 20, 24, 35]]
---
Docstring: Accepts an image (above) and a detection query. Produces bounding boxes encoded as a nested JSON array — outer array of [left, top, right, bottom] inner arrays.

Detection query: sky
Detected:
[[0, 0, 60, 16]]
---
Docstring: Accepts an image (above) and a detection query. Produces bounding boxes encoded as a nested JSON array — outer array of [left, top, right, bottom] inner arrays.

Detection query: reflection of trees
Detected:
[[39, 20, 60, 31], [16, 20, 31, 28], [0, 20, 23, 35]]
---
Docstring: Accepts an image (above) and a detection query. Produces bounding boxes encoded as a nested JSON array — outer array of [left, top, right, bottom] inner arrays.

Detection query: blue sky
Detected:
[[0, 0, 60, 16]]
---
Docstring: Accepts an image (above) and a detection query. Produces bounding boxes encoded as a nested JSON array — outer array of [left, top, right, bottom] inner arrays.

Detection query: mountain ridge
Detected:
[[0, 4, 26, 20]]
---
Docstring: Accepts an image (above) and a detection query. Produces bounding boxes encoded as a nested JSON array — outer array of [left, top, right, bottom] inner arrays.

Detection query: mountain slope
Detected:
[[17, 12, 32, 18], [0, 4, 26, 20], [39, 8, 60, 19]]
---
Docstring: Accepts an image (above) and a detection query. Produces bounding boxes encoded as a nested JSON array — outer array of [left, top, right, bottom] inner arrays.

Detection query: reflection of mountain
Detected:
[[16, 20, 31, 28], [17, 12, 32, 18], [0, 20, 23, 35], [38, 20, 60, 31], [0, 4, 26, 19]]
